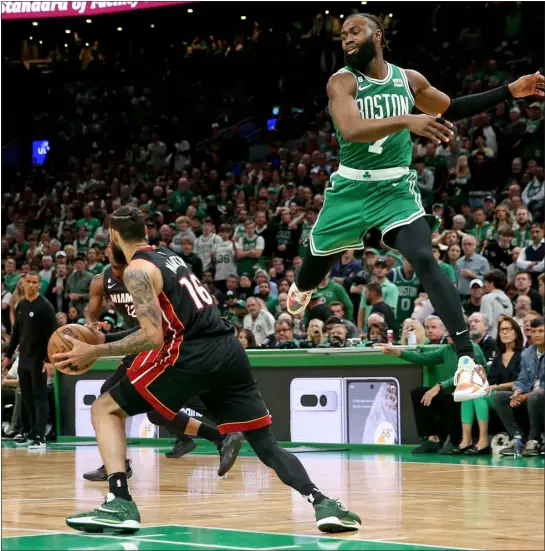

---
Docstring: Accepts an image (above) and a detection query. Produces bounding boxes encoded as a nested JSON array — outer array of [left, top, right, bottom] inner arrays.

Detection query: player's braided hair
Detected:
[[110, 205, 146, 242], [348, 12, 390, 51]]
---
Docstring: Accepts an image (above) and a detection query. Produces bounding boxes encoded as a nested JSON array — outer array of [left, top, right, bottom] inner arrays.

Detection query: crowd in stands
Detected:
[[1, 3, 544, 452]]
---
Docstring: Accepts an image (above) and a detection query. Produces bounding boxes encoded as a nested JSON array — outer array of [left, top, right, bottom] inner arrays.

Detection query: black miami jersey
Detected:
[[132, 246, 232, 343], [102, 265, 139, 329]]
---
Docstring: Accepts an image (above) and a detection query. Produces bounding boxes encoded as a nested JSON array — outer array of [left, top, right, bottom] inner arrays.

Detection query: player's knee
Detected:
[[91, 392, 125, 428], [408, 246, 436, 271], [244, 426, 278, 466]]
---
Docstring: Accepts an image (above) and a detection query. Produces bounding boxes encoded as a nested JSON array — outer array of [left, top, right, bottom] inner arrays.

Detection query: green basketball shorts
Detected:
[[309, 165, 440, 256]]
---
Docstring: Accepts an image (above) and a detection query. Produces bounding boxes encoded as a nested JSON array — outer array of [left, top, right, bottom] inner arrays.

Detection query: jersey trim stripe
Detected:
[[354, 62, 392, 85], [217, 413, 272, 435], [399, 68, 415, 104]]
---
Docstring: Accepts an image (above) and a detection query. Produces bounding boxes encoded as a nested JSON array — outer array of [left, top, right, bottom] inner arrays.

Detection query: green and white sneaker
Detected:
[[314, 498, 361, 533], [66, 493, 140, 534]]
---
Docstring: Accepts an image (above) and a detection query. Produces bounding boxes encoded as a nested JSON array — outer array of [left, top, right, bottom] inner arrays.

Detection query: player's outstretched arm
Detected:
[[407, 70, 544, 121], [328, 72, 453, 145]]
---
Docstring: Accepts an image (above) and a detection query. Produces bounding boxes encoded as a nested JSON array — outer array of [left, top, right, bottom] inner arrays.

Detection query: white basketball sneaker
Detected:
[[453, 356, 488, 402], [287, 283, 314, 315]]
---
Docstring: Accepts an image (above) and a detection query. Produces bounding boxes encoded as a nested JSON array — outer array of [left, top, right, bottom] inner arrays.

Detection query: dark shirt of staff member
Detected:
[[2, 271, 57, 446]]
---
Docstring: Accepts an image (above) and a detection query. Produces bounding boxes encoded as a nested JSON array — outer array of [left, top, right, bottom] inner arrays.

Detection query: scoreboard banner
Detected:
[[1, 1, 188, 19]]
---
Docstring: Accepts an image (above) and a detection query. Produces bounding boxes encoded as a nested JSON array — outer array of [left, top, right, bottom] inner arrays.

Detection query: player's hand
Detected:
[[421, 384, 440, 406], [53, 336, 99, 370], [406, 114, 454, 144], [376, 343, 401, 357], [84, 324, 106, 344], [43, 363, 55, 377], [508, 72, 545, 98]]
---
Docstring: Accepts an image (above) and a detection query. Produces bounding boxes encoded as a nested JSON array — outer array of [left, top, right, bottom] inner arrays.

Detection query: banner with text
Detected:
[[1, 1, 188, 19]]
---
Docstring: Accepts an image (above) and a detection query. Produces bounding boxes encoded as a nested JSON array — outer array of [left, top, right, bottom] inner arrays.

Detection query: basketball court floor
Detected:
[[2, 440, 543, 550]]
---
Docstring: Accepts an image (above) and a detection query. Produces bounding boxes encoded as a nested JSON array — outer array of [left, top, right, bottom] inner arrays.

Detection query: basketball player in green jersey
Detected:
[[288, 13, 544, 401], [391, 259, 421, 329]]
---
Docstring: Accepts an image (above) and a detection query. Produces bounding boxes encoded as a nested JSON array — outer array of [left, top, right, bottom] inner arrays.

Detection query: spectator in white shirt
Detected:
[[516, 223, 545, 274], [480, 269, 513, 338], [39, 256, 54, 282], [194, 218, 222, 272], [243, 297, 276, 347]]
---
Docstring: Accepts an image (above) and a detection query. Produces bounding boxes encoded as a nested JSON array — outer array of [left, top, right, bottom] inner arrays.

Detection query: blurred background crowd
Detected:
[[1, 2, 544, 451]]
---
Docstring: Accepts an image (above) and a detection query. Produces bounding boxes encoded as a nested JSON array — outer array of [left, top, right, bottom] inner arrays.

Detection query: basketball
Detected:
[[48, 324, 100, 376], [453, 364, 489, 402]]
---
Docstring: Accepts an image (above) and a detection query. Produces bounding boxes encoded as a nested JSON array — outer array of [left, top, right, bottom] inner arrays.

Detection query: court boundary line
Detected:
[[171, 523, 482, 551], [4, 446, 541, 470], [1, 523, 481, 550]]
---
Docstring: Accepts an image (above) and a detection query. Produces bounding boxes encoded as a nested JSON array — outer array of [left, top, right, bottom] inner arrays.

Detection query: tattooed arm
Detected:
[[93, 260, 164, 357], [53, 260, 164, 370]]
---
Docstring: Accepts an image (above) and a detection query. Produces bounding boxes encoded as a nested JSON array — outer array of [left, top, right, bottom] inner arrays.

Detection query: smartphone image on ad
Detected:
[[345, 378, 401, 445], [290, 378, 344, 443]]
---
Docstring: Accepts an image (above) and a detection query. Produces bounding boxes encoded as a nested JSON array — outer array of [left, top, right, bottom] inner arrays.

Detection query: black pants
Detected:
[[411, 386, 462, 445], [18, 358, 48, 440]]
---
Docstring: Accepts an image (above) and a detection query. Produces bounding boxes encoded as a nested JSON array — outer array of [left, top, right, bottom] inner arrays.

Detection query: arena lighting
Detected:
[[117, 27, 122, 31], [32, 21, 38, 26], [86, 19, 92, 23], [241, 15, 247, 20], [340, 14, 344, 18], [389, 13, 393, 17], [150, 24, 155, 28], [65, 29, 70, 33], [29, 35, 33, 39], [187, 8, 193, 13], [85, 42, 89, 46], [361, 1, 367, 4], [39, 40, 43, 44], [64, 43, 68, 47], [325, 10, 329, 15]]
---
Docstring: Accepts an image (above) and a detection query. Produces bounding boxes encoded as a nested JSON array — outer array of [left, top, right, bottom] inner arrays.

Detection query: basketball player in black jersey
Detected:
[[81, 243, 241, 481], [55, 205, 360, 535]]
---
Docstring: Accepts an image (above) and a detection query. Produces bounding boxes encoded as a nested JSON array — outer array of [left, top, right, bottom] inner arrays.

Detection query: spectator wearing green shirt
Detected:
[[86, 248, 104, 276], [75, 206, 101, 237], [358, 258, 398, 330], [378, 337, 486, 454], [316, 274, 353, 321], [513, 206, 532, 248], [432, 245, 457, 286], [469, 208, 492, 247], [3, 259, 21, 293], [169, 178, 194, 214], [65, 255, 93, 314], [257, 281, 278, 314]]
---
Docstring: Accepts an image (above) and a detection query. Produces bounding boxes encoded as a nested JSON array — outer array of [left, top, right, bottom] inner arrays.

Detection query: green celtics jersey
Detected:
[[237, 233, 264, 275], [391, 267, 420, 325], [334, 63, 415, 170]]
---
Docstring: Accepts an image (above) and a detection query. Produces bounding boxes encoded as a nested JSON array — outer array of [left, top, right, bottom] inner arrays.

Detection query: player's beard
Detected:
[[111, 241, 128, 266], [344, 40, 377, 73]]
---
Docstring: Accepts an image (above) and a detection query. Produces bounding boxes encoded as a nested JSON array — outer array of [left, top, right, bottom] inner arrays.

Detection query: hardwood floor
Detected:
[[2, 444, 544, 550]]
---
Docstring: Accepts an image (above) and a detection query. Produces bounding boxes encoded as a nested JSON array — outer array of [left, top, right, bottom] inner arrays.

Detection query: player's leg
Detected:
[[83, 360, 132, 481], [27, 359, 48, 449], [66, 388, 142, 534], [205, 336, 361, 533], [146, 408, 241, 469], [288, 174, 364, 315], [244, 426, 361, 532]]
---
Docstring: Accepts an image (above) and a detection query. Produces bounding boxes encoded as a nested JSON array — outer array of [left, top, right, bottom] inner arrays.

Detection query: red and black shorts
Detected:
[[109, 334, 271, 434]]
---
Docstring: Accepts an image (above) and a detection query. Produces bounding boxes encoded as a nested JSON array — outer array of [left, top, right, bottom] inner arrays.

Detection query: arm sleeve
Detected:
[[104, 326, 140, 343], [442, 85, 512, 121], [399, 346, 446, 366]]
